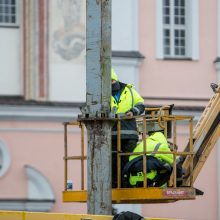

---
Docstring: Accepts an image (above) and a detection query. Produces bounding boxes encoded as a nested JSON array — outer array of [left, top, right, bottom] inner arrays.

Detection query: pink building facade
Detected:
[[0, 0, 219, 220], [138, 1, 219, 219]]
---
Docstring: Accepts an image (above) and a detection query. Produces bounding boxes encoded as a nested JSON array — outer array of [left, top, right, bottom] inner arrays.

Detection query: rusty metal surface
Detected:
[[86, 121, 112, 215], [85, 0, 112, 215]]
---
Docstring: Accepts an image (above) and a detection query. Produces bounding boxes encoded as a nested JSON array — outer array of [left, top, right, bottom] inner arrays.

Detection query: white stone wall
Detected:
[[0, 28, 21, 95], [48, 0, 86, 102]]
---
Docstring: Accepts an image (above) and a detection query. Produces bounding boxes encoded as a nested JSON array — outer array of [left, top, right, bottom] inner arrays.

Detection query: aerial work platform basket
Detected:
[[62, 85, 219, 204], [63, 107, 197, 204]]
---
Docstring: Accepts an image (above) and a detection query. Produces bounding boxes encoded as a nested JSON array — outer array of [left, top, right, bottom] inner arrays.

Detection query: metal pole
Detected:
[[84, 0, 112, 215]]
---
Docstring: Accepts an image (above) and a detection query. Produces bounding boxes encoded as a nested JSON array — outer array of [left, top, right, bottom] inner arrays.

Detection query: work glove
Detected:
[[129, 107, 140, 116]]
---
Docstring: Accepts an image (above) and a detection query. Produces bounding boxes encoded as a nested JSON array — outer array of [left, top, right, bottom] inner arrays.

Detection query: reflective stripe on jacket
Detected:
[[129, 132, 173, 165], [129, 132, 173, 184]]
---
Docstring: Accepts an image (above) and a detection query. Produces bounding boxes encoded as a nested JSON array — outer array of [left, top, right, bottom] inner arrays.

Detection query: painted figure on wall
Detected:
[[53, 0, 85, 61]]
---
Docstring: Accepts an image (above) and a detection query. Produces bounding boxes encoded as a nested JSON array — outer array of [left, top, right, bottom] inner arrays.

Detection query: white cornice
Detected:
[[0, 105, 81, 121], [0, 200, 55, 212], [112, 56, 143, 67]]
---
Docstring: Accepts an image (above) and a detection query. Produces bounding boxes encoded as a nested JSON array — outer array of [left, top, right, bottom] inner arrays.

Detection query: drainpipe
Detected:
[[214, 0, 220, 218]]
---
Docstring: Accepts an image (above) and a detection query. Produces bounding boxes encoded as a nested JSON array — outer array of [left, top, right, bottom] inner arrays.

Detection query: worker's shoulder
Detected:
[[126, 83, 134, 89]]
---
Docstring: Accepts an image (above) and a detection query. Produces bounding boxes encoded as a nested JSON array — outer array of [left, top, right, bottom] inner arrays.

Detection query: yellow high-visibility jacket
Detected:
[[111, 83, 144, 140], [130, 132, 173, 165], [128, 132, 173, 186]]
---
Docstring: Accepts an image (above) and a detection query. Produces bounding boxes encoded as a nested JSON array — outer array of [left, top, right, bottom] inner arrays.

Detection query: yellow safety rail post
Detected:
[[80, 122, 85, 190], [64, 122, 68, 191], [143, 116, 147, 188], [172, 117, 177, 188], [189, 117, 194, 186], [117, 119, 121, 189]]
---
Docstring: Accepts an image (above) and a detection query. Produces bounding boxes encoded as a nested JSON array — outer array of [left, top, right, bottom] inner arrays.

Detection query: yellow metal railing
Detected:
[[63, 107, 195, 192], [63, 121, 86, 191]]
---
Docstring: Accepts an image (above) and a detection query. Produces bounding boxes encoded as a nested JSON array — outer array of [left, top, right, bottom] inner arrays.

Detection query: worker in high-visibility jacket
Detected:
[[111, 68, 145, 188], [122, 132, 174, 187]]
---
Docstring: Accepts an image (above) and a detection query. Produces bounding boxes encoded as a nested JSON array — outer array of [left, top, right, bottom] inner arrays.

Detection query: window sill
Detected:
[[0, 25, 20, 29], [163, 57, 193, 61]]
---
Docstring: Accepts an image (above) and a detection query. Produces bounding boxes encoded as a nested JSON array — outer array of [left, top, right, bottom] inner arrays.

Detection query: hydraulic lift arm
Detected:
[[182, 84, 220, 185]]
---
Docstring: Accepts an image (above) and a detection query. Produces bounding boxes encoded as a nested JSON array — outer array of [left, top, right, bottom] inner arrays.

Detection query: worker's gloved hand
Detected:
[[129, 107, 140, 116], [126, 111, 134, 117]]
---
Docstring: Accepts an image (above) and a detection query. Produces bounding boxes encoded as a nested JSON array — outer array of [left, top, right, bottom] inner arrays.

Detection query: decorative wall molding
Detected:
[[23, 0, 49, 100], [0, 140, 11, 177], [0, 165, 55, 212], [24, 165, 55, 200]]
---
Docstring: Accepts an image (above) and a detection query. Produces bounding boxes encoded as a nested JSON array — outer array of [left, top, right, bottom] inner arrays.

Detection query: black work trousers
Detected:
[[112, 139, 137, 188]]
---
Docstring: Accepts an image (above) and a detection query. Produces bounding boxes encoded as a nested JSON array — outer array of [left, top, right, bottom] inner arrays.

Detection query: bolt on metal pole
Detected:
[[84, 0, 112, 215]]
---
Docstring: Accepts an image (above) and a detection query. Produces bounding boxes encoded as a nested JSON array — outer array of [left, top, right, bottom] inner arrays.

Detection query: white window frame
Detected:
[[0, 0, 19, 27], [156, 0, 199, 60]]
